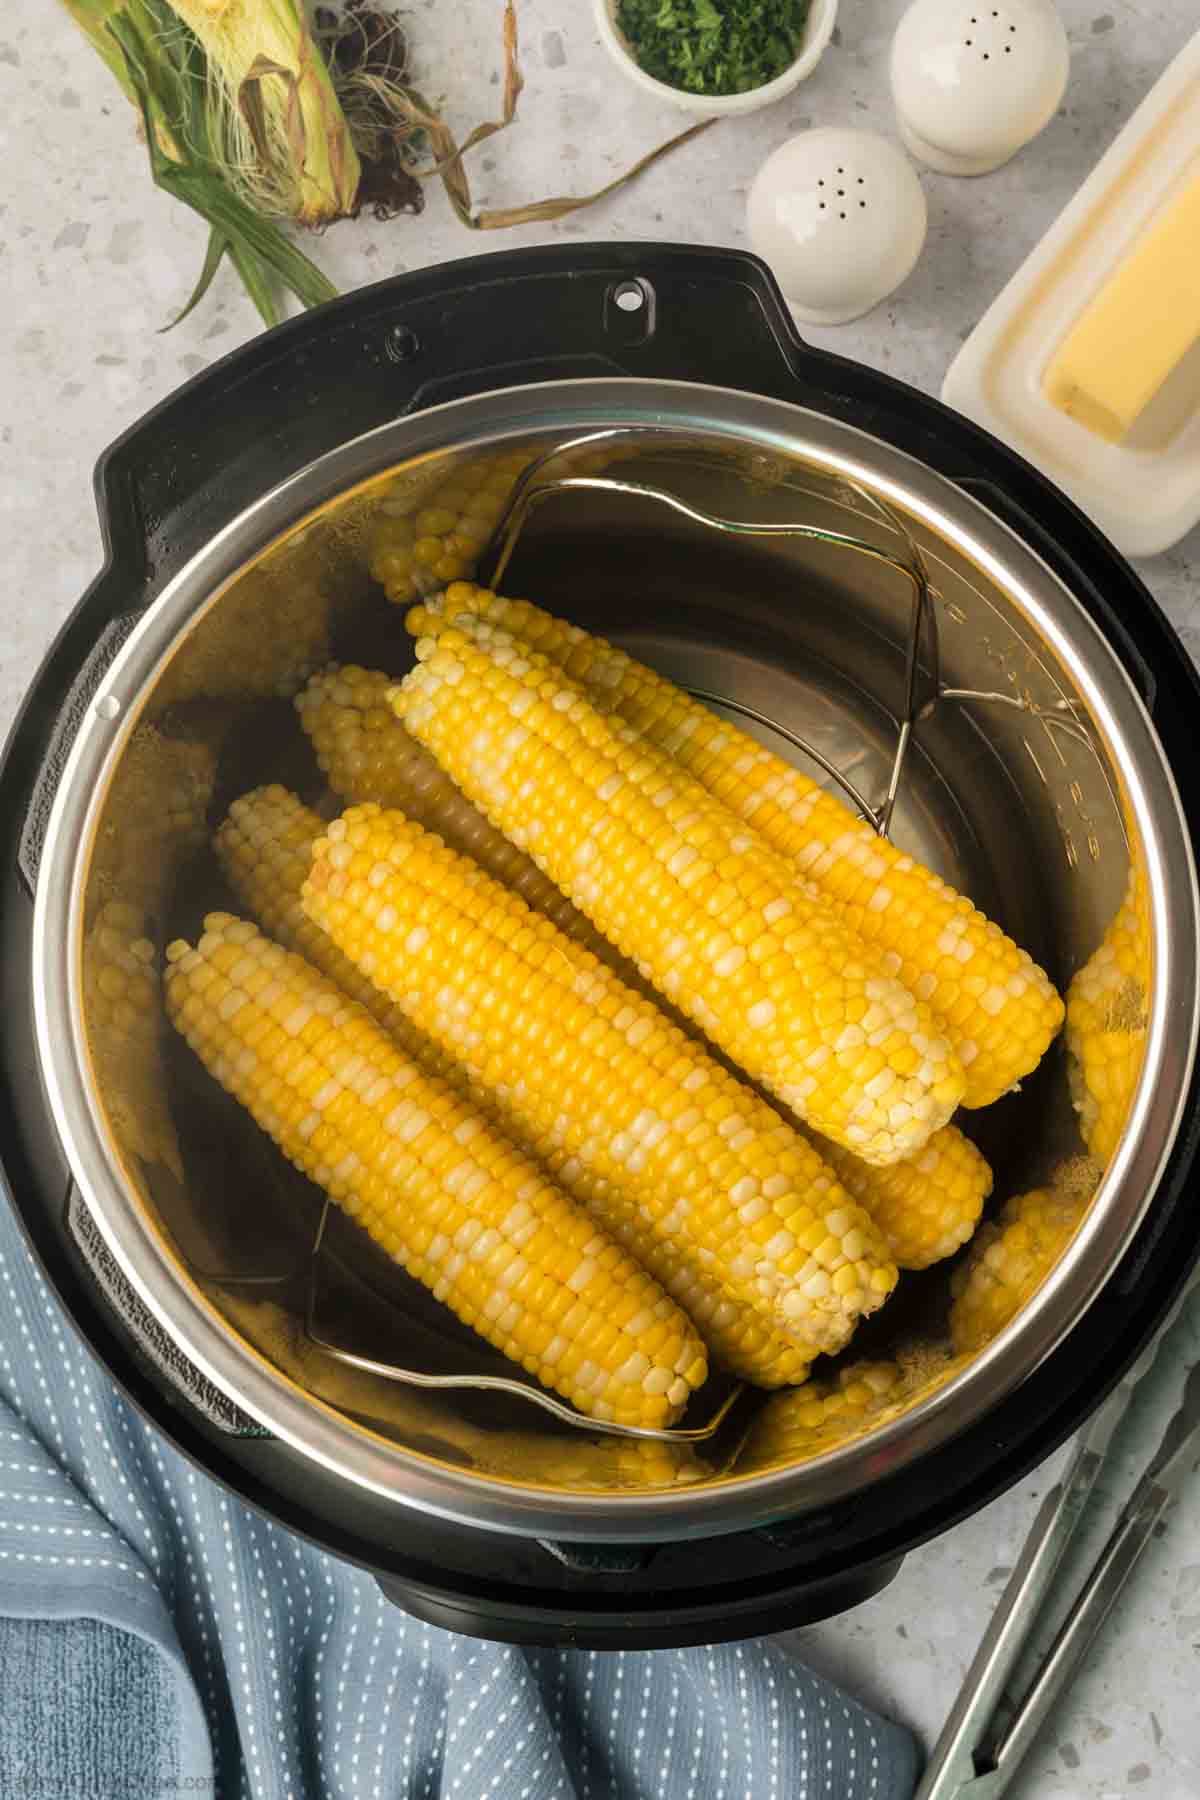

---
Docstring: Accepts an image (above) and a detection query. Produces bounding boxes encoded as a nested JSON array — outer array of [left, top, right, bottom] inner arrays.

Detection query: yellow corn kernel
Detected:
[[295, 665, 613, 954], [89, 725, 215, 924], [949, 1186, 1088, 1353], [817, 1124, 992, 1270], [738, 1342, 970, 1472], [368, 446, 649, 605], [1065, 865, 1150, 1163], [297, 669, 986, 1283], [222, 790, 810, 1385], [214, 785, 461, 1086], [393, 616, 964, 1165], [304, 803, 899, 1359], [487, 1430, 709, 1488], [368, 450, 532, 605], [165, 914, 706, 1428], [84, 900, 182, 1178], [413, 585, 1063, 1109]]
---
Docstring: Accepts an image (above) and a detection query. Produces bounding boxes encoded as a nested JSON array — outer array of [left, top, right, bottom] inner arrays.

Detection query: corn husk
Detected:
[[350, 2, 715, 232], [63, 0, 176, 146], [64, 0, 339, 324], [62, 0, 715, 326], [169, 0, 360, 224]]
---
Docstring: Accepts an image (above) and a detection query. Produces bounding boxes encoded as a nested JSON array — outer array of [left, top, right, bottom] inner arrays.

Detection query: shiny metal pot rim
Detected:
[[31, 379, 1200, 1542]]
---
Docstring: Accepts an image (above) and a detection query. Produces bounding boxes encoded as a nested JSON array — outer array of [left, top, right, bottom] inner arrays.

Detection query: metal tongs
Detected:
[[917, 1280, 1200, 1799]]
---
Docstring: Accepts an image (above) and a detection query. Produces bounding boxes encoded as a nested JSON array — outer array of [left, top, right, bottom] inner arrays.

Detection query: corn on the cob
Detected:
[[305, 802, 900, 1358], [602, 1264, 816, 1386], [393, 615, 964, 1165], [84, 900, 183, 1179], [817, 1125, 992, 1270], [215, 785, 462, 1088], [369, 444, 645, 607], [296, 666, 985, 1274], [223, 787, 816, 1383], [90, 725, 215, 924], [737, 1343, 970, 1473], [949, 1186, 1087, 1353], [229, 1285, 711, 1486], [165, 914, 707, 1426], [225, 789, 814, 1385], [296, 667, 988, 1277], [252, 1278, 711, 1484], [155, 548, 331, 710], [84, 726, 214, 1178], [1065, 866, 1150, 1163], [295, 665, 609, 950], [167, 0, 360, 226], [413, 585, 1064, 1109], [369, 451, 531, 604], [488, 1431, 708, 1490]]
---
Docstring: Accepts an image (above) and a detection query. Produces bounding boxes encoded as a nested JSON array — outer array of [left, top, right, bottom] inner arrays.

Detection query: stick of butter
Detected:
[[1044, 171, 1200, 443]]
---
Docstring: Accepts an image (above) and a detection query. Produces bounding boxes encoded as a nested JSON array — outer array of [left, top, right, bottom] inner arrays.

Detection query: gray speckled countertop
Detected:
[[4, 2, 1200, 1793]]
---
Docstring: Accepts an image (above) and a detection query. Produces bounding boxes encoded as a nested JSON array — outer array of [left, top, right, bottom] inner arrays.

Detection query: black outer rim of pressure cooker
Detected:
[[2, 245, 1197, 1646]]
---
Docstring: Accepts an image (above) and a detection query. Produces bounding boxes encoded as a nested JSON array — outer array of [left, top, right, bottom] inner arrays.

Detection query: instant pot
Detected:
[[3, 244, 1199, 1648]]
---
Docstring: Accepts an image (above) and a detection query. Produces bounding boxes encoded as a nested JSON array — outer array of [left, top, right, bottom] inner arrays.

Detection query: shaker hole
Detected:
[[613, 281, 646, 313]]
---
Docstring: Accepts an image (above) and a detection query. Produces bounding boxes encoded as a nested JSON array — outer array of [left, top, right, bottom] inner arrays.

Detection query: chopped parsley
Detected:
[[615, 0, 813, 97]]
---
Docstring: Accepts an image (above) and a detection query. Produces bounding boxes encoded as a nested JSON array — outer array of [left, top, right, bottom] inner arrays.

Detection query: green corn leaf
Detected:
[[69, 0, 339, 325], [226, 238, 286, 331], [164, 224, 230, 332]]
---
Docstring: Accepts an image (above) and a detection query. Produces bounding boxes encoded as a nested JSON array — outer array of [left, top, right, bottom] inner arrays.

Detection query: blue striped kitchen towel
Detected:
[[0, 1182, 920, 1799]]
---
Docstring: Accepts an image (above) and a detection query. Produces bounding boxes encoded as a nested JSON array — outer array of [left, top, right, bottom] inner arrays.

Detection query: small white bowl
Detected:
[[593, 0, 840, 117]]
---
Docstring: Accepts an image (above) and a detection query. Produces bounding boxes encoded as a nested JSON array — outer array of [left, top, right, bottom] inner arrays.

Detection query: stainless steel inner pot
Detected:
[[32, 381, 1200, 1540]]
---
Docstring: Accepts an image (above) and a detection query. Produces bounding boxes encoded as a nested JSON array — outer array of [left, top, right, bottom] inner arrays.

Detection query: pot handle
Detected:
[[372, 1554, 904, 1647], [16, 245, 832, 897], [384, 247, 830, 414], [77, 247, 836, 587]]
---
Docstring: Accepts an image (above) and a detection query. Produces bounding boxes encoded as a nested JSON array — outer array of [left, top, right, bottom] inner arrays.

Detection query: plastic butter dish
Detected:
[[943, 29, 1200, 557]]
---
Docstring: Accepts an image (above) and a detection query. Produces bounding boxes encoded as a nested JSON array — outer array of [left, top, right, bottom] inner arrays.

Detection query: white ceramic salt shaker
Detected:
[[746, 129, 928, 326], [891, 0, 1069, 176]]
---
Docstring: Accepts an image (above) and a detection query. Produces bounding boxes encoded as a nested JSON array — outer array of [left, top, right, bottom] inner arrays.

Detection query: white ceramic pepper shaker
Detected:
[[746, 128, 928, 326], [891, 0, 1069, 177]]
